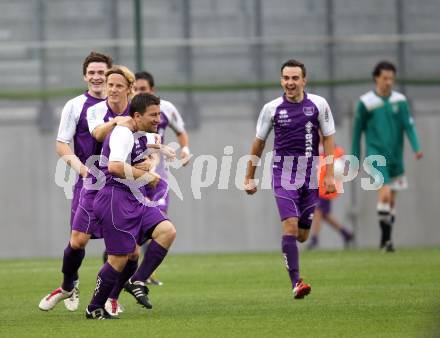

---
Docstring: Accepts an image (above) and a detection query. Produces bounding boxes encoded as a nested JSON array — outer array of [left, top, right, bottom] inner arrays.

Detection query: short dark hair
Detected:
[[281, 59, 306, 78], [135, 71, 155, 88], [372, 61, 396, 78], [129, 93, 160, 117], [82, 51, 113, 75]]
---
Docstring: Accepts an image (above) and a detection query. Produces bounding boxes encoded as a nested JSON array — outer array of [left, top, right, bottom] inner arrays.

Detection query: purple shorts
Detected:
[[70, 179, 83, 226], [93, 185, 168, 255], [143, 178, 169, 213], [272, 170, 319, 229], [71, 187, 103, 239], [317, 198, 331, 216]]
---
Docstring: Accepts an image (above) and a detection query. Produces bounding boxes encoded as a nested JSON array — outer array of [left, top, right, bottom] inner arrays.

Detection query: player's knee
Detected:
[[379, 188, 392, 204], [108, 255, 129, 272], [70, 235, 88, 250], [297, 234, 309, 243], [282, 218, 299, 236], [164, 222, 177, 242], [380, 195, 391, 204], [153, 220, 176, 245]]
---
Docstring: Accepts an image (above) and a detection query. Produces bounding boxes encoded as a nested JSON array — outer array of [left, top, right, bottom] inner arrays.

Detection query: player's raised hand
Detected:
[[244, 177, 258, 195], [415, 151, 423, 160]]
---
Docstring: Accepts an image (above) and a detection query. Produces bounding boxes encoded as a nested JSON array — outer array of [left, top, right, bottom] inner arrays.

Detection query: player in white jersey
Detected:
[[39, 52, 113, 312]]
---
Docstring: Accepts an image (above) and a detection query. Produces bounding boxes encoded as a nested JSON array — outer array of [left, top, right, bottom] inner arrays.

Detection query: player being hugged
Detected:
[[86, 93, 177, 319]]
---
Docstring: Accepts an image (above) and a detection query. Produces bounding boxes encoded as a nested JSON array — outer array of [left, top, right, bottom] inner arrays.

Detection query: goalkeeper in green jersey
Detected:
[[352, 61, 423, 252]]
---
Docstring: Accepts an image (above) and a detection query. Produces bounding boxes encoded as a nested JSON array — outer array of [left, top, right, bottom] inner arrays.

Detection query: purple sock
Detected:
[[340, 228, 353, 241], [282, 235, 300, 288], [61, 243, 85, 292], [88, 262, 121, 312], [108, 259, 138, 299], [131, 240, 168, 282]]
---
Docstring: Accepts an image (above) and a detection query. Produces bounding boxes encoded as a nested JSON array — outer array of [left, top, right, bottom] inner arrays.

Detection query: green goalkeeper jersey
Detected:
[[352, 90, 421, 166]]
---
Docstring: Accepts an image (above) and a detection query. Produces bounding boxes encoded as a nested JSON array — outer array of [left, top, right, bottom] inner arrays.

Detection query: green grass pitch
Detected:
[[0, 248, 439, 337]]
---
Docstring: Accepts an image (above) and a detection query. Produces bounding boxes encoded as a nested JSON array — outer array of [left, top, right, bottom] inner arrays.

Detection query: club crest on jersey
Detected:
[[303, 106, 315, 116]]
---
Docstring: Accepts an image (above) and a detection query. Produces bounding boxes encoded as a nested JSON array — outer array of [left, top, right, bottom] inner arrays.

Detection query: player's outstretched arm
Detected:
[[244, 137, 265, 195]]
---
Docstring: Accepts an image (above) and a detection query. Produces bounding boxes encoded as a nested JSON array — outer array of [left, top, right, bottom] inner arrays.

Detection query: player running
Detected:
[[244, 59, 336, 299]]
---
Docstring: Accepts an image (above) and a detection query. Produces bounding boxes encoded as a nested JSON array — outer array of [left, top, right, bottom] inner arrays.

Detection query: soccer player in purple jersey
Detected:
[[38, 52, 112, 312], [244, 59, 336, 299], [38, 64, 136, 312], [86, 93, 177, 320], [128, 71, 190, 286]]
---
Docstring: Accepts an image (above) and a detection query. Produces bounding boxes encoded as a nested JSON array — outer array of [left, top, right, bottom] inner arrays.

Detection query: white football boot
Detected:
[[39, 287, 73, 311]]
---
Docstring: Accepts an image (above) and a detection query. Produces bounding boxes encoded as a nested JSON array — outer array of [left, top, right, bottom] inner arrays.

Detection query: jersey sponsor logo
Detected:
[[277, 109, 291, 126], [303, 106, 315, 116], [305, 121, 313, 157]]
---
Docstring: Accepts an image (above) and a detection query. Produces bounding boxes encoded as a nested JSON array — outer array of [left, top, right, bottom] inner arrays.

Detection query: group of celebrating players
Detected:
[[38, 52, 422, 319]]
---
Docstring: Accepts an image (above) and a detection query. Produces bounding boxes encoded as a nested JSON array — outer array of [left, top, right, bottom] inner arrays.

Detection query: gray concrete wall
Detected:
[[0, 97, 438, 258], [0, 0, 439, 257]]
